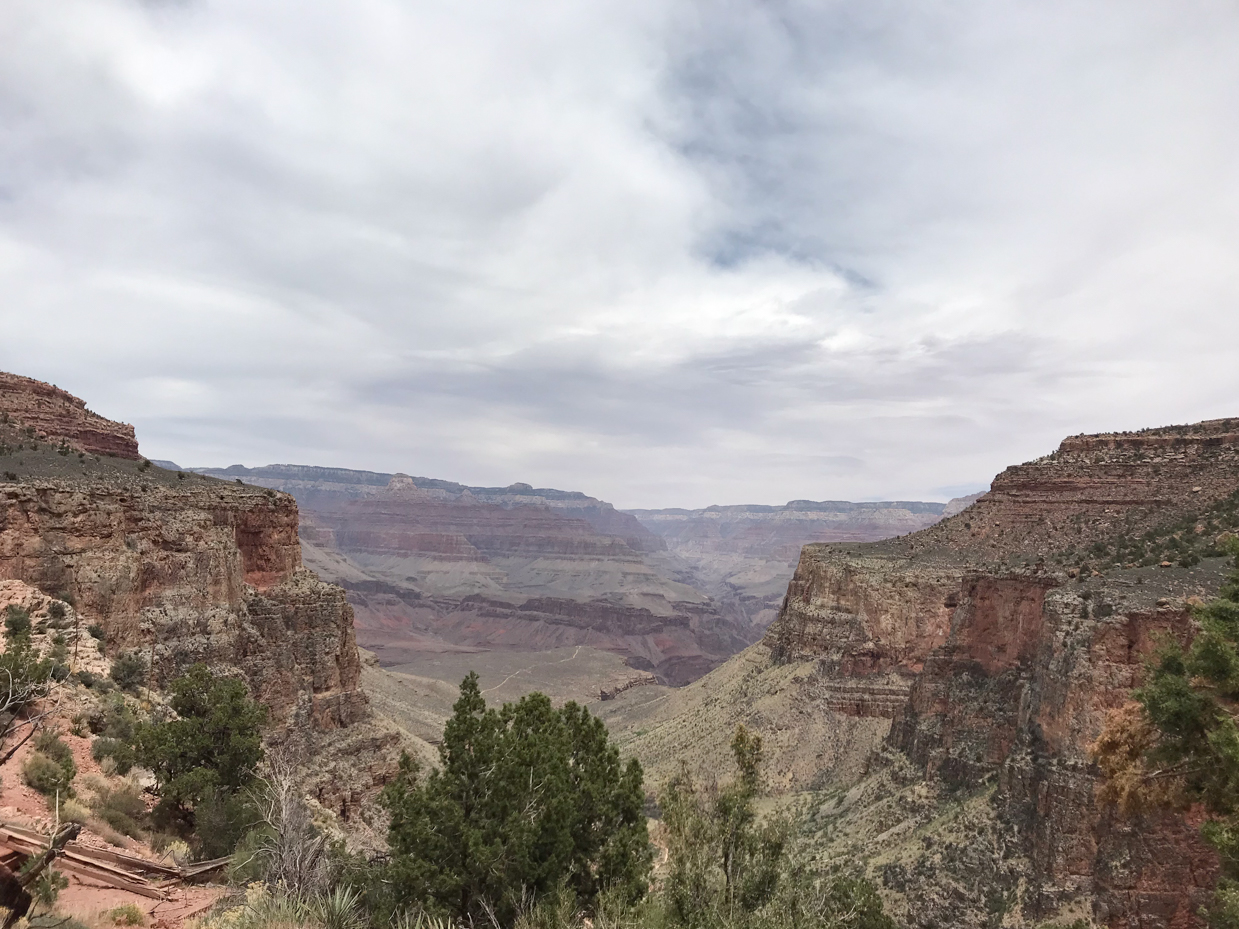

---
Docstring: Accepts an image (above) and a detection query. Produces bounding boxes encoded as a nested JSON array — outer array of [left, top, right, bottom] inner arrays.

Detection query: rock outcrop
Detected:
[[300, 475, 730, 685], [757, 419, 1239, 926], [0, 372, 140, 459], [0, 374, 394, 818]]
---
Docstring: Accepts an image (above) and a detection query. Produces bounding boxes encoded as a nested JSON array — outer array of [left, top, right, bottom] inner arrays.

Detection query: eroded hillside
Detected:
[[627, 497, 978, 645]]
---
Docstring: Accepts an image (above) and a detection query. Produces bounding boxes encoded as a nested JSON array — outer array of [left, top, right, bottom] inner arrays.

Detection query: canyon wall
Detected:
[[0, 374, 389, 815], [631, 498, 974, 643], [187, 465, 741, 684], [758, 419, 1239, 927], [301, 476, 730, 685]]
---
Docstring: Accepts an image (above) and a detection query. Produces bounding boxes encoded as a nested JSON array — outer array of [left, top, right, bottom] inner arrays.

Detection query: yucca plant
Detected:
[[309, 886, 364, 929]]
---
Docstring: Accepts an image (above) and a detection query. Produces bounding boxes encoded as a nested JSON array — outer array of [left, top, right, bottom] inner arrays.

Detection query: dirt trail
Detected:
[[482, 645, 582, 694]]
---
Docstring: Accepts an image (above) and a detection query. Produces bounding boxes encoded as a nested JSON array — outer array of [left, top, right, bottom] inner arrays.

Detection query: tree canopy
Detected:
[[379, 672, 651, 924], [135, 664, 267, 823]]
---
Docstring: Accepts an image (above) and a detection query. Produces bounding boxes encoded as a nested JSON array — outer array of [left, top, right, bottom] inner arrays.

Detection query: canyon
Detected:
[[186, 463, 966, 686], [628, 498, 974, 639], [603, 419, 1239, 928], [3, 367, 1234, 924]]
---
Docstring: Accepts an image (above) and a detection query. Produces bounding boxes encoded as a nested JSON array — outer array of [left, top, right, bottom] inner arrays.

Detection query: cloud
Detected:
[[2, 0, 1238, 508]]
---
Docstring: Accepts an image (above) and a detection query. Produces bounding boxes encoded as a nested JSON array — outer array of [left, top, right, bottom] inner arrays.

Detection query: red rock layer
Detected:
[[0, 479, 361, 730], [910, 417, 1239, 561], [0, 373, 140, 459], [315, 495, 643, 560]]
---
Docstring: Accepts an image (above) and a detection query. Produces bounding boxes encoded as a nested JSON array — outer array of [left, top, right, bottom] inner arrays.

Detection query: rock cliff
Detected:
[[300, 475, 729, 685], [762, 420, 1239, 926], [187, 466, 743, 684], [611, 419, 1239, 927], [0, 372, 140, 459], [0, 374, 393, 817], [629, 499, 970, 646]]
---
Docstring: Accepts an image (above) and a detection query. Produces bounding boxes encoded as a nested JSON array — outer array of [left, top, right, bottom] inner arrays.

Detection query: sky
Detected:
[[3, 1, 1239, 509]]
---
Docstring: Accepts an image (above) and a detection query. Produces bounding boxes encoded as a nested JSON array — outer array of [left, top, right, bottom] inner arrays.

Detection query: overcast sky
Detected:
[[3, 1, 1238, 508]]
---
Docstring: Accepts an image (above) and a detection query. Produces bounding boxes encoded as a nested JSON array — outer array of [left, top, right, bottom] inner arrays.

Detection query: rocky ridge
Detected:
[[771, 421, 1239, 927], [0, 372, 140, 459], [628, 497, 977, 658], [186, 466, 741, 684]]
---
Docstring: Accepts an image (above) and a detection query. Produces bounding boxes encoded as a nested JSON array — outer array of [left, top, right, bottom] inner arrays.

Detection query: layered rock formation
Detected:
[[300, 475, 727, 685], [0, 373, 393, 817], [0, 372, 140, 459], [629, 499, 972, 648], [186, 466, 739, 684], [760, 419, 1239, 926], [192, 464, 663, 553]]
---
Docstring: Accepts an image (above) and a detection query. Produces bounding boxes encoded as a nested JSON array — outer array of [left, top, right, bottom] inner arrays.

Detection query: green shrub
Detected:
[[47, 601, 66, 623], [92, 737, 136, 775], [91, 781, 146, 838], [23, 752, 73, 796], [76, 668, 98, 688], [187, 789, 259, 860], [110, 651, 147, 693], [34, 730, 76, 776], [109, 903, 145, 926], [0, 636, 53, 712], [60, 798, 92, 825], [135, 664, 266, 838], [379, 673, 649, 925], [4, 605, 31, 639], [92, 693, 139, 741], [87, 623, 105, 641], [27, 868, 67, 909]]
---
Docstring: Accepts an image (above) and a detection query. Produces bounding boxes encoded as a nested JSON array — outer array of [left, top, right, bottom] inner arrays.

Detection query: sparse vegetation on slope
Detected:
[[1095, 540, 1239, 924]]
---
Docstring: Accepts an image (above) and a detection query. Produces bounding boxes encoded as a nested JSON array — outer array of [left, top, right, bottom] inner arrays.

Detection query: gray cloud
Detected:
[[2, 0, 1238, 508]]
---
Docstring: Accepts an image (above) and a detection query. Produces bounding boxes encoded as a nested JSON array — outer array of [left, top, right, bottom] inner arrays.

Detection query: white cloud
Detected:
[[2, 0, 1238, 508]]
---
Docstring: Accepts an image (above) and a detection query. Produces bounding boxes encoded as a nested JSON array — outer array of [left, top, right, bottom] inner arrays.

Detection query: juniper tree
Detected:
[[379, 672, 651, 924]]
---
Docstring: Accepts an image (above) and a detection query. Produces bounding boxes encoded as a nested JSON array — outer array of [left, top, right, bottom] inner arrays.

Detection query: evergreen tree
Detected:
[[661, 727, 787, 928], [135, 664, 267, 828], [659, 725, 893, 929], [381, 673, 651, 924]]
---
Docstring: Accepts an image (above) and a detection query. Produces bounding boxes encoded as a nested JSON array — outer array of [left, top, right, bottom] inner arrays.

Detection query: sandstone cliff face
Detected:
[[911, 418, 1239, 562], [0, 375, 388, 812], [760, 419, 1239, 927], [0, 372, 140, 459]]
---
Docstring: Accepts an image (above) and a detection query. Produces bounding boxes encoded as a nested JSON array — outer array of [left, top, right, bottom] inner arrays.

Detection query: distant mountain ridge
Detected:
[[628, 499, 948, 517], [626, 495, 981, 637]]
